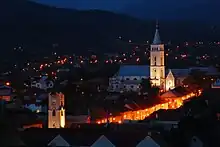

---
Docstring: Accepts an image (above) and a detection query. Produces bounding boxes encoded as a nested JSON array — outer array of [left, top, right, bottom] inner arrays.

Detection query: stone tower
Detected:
[[150, 23, 165, 90], [48, 92, 65, 128]]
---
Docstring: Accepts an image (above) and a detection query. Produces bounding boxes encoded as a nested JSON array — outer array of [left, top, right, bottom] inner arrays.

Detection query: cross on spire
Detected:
[[152, 21, 161, 45]]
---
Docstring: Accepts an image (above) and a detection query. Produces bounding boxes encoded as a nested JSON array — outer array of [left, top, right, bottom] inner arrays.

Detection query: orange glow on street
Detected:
[[96, 89, 202, 124]]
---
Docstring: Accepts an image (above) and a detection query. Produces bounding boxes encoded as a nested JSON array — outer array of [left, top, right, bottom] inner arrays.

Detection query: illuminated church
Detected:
[[48, 92, 65, 128], [108, 24, 219, 92]]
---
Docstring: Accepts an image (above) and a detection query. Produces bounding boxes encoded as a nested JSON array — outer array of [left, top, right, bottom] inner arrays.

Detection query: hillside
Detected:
[[0, 0, 220, 56]]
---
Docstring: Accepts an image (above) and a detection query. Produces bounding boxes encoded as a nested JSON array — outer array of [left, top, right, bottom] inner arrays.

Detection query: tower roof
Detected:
[[152, 22, 161, 45]]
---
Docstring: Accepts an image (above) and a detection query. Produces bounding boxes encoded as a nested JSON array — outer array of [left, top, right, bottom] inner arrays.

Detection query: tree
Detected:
[[140, 78, 159, 98], [140, 78, 152, 93], [183, 69, 211, 89]]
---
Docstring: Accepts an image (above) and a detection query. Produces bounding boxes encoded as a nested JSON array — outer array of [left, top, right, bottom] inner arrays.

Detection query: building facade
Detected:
[[31, 76, 54, 90], [48, 92, 65, 128], [108, 65, 150, 92], [150, 23, 165, 89]]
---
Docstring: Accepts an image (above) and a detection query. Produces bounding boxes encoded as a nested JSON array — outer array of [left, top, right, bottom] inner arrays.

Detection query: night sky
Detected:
[[32, 0, 219, 20]]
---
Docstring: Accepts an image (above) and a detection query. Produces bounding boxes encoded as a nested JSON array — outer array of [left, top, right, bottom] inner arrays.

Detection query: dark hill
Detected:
[[0, 0, 220, 56]]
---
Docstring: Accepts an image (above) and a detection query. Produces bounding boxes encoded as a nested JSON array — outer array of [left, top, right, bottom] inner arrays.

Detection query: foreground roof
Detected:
[[20, 128, 168, 147]]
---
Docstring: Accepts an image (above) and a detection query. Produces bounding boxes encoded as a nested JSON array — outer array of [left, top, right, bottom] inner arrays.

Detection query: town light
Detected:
[[5, 82, 10, 86]]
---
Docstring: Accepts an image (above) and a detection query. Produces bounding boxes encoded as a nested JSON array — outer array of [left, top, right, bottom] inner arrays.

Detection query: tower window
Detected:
[[154, 69, 156, 73], [61, 111, 63, 116], [52, 110, 56, 116], [161, 57, 163, 65], [154, 57, 156, 65]]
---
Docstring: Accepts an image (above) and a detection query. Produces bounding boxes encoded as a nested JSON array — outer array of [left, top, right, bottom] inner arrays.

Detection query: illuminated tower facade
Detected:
[[48, 92, 65, 128], [150, 23, 165, 90]]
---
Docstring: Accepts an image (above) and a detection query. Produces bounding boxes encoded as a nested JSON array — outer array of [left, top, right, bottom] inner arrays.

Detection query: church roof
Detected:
[[117, 65, 150, 77], [170, 66, 220, 78], [152, 23, 161, 45], [169, 69, 190, 77]]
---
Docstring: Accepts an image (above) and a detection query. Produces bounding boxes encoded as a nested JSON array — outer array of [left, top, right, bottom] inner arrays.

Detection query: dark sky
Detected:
[[32, 0, 219, 20]]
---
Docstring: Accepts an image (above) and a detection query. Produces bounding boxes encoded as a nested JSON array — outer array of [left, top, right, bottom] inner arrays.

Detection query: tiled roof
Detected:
[[152, 27, 161, 45], [118, 65, 150, 77], [169, 69, 190, 77]]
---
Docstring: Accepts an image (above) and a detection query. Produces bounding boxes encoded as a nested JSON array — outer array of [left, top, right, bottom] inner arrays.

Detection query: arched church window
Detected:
[[52, 110, 56, 116], [61, 111, 63, 116]]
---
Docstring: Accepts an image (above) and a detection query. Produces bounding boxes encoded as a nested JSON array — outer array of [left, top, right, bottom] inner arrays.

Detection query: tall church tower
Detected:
[[150, 23, 165, 90], [48, 92, 65, 128]]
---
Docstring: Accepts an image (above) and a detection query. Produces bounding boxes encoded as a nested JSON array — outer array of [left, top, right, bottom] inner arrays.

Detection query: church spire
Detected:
[[152, 21, 161, 45]]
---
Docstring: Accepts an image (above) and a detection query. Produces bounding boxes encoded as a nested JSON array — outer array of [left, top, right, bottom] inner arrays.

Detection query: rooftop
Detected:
[[117, 65, 150, 77]]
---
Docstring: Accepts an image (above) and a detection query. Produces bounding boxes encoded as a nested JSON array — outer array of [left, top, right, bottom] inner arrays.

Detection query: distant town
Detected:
[[1, 20, 220, 146]]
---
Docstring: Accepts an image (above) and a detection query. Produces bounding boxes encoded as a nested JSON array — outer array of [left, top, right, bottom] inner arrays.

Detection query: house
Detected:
[[91, 135, 115, 147], [212, 79, 220, 88], [166, 66, 220, 91], [0, 85, 12, 101], [31, 76, 54, 90], [136, 136, 160, 147], [20, 128, 168, 147], [189, 136, 203, 147], [48, 134, 71, 147], [143, 109, 182, 131], [24, 103, 43, 113], [160, 86, 191, 100]]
